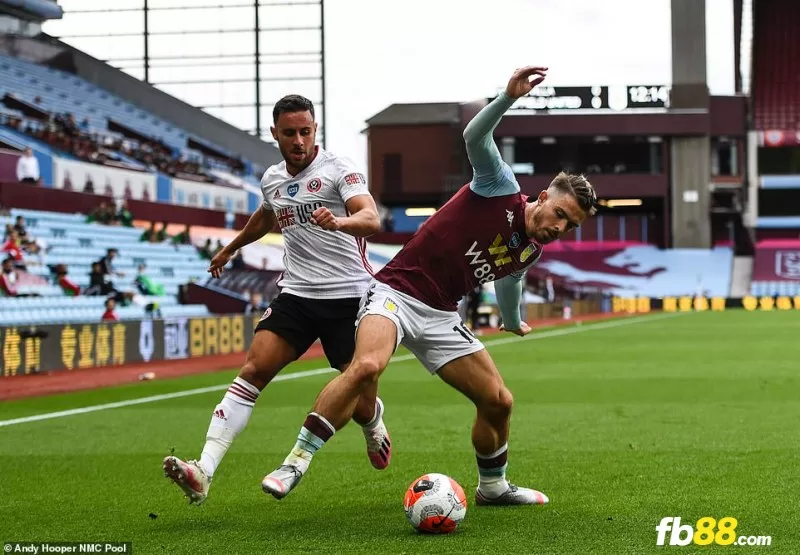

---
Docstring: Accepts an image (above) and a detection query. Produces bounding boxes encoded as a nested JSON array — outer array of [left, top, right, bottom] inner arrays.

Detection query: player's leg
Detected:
[[316, 297, 392, 470], [163, 295, 313, 504], [262, 291, 404, 500], [436, 349, 549, 506]]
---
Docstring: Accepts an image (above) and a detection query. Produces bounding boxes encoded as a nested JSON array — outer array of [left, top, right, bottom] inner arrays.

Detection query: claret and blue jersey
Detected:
[[375, 92, 541, 330]]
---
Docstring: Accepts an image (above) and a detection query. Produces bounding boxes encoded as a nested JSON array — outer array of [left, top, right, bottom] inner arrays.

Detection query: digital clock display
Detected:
[[627, 85, 671, 108]]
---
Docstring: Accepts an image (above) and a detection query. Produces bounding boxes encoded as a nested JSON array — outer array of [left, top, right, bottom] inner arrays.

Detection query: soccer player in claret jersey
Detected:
[[163, 95, 392, 505], [262, 67, 598, 506]]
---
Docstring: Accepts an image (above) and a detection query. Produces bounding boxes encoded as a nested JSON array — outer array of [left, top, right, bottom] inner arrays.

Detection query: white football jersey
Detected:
[[260, 147, 374, 300]]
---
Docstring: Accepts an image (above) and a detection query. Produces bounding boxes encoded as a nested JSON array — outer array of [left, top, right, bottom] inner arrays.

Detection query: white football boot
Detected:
[[163, 455, 211, 505], [261, 465, 304, 500], [476, 483, 550, 506]]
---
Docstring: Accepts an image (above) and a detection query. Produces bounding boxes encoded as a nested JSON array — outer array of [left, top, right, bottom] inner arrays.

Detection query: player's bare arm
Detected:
[[208, 205, 277, 278], [311, 195, 380, 237]]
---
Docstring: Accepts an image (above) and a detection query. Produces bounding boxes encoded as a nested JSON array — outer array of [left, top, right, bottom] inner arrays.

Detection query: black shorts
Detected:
[[254, 293, 360, 369]]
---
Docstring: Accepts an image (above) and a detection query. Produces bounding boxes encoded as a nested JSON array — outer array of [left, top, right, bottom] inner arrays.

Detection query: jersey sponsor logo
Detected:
[[307, 178, 322, 192], [489, 233, 512, 267], [383, 298, 398, 313], [508, 232, 521, 249], [464, 241, 496, 284], [344, 173, 366, 186], [297, 201, 324, 224], [277, 207, 296, 229], [466, 233, 518, 284], [277, 202, 325, 229], [288, 183, 300, 197], [273, 189, 281, 199], [506, 209, 515, 227]]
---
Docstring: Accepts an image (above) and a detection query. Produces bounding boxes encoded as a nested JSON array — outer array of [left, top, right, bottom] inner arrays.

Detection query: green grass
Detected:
[[1, 311, 799, 554]]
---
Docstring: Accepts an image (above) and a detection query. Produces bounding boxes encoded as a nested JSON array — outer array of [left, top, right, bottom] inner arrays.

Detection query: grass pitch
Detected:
[[1, 311, 799, 554]]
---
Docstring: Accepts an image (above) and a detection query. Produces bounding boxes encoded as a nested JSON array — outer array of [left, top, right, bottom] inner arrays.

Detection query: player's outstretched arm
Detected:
[[464, 66, 547, 198], [494, 273, 531, 337], [208, 205, 276, 278], [311, 195, 380, 237]]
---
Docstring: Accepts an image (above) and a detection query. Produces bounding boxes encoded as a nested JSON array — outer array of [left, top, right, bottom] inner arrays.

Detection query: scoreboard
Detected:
[[494, 85, 671, 113]]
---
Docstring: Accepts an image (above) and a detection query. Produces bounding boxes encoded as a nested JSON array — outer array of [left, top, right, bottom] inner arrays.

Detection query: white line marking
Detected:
[[0, 312, 679, 428]]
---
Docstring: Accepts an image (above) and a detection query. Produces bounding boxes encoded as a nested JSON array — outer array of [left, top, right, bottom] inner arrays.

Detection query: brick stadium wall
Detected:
[[368, 124, 465, 204]]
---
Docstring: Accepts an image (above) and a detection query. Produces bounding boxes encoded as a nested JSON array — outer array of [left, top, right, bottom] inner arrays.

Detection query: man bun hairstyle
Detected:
[[549, 171, 598, 216], [273, 95, 315, 124]]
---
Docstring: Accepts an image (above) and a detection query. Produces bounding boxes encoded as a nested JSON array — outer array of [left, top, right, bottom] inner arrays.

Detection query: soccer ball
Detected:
[[403, 473, 467, 534]]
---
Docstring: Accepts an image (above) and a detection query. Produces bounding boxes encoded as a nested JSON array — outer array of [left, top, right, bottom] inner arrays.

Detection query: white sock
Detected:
[[198, 377, 260, 477], [476, 443, 510, 498], [361, 397, 384, 431]]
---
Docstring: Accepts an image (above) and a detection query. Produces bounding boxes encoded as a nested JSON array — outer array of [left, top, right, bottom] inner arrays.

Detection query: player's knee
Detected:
[[480, 386, 514, 420], [238, 361, 263, 387], [349, 356, 383, 384], [238, 354, 278, 390], [498, 386, 514, 416]]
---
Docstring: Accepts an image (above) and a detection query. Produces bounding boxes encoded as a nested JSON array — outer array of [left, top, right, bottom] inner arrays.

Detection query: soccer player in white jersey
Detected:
[[163, 95, 393, 505]]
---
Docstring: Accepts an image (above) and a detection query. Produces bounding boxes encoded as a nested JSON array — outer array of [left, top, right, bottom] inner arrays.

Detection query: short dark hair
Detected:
[[548, 172, 598, 216], [273, 95, 315, 124]]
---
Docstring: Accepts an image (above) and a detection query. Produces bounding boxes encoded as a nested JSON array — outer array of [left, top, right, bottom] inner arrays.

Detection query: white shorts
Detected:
[[356, 280, 485, 374]]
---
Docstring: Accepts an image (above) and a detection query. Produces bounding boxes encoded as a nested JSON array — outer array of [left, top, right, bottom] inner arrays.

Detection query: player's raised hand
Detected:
[[311, 206, 341, 231], [505, 66, 548, 99], [499, 321, 532, 337], [208, 248, 232, 278]]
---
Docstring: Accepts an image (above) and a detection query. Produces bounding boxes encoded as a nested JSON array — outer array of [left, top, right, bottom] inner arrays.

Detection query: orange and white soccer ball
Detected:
[[403, 473, 467, 534]]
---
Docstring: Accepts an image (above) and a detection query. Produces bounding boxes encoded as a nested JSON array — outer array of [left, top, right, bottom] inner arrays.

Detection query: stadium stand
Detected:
[[749, 0, 800, 296], [0, 54, 260, 188], [0, 208, 210, 325], [751, 0, 800, 131]]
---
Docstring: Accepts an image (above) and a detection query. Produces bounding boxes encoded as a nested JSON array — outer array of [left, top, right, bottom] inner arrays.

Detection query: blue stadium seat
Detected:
[[2, 208, 213, 326]]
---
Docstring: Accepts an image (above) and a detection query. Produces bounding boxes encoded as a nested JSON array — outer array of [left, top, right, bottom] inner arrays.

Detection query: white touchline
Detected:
[[0, 312, 682, 428]]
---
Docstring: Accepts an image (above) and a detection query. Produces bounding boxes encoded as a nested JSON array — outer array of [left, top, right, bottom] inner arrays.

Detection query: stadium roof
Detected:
[[366, 102, 462, 127]]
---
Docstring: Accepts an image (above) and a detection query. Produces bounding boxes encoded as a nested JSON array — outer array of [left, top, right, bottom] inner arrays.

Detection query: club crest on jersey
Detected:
[[508, 232, 521, 249], [520, 243, 537, 263], [383, 298, 399, 314], [307, 178, 322, 192], [287, 183, 299, 197]]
